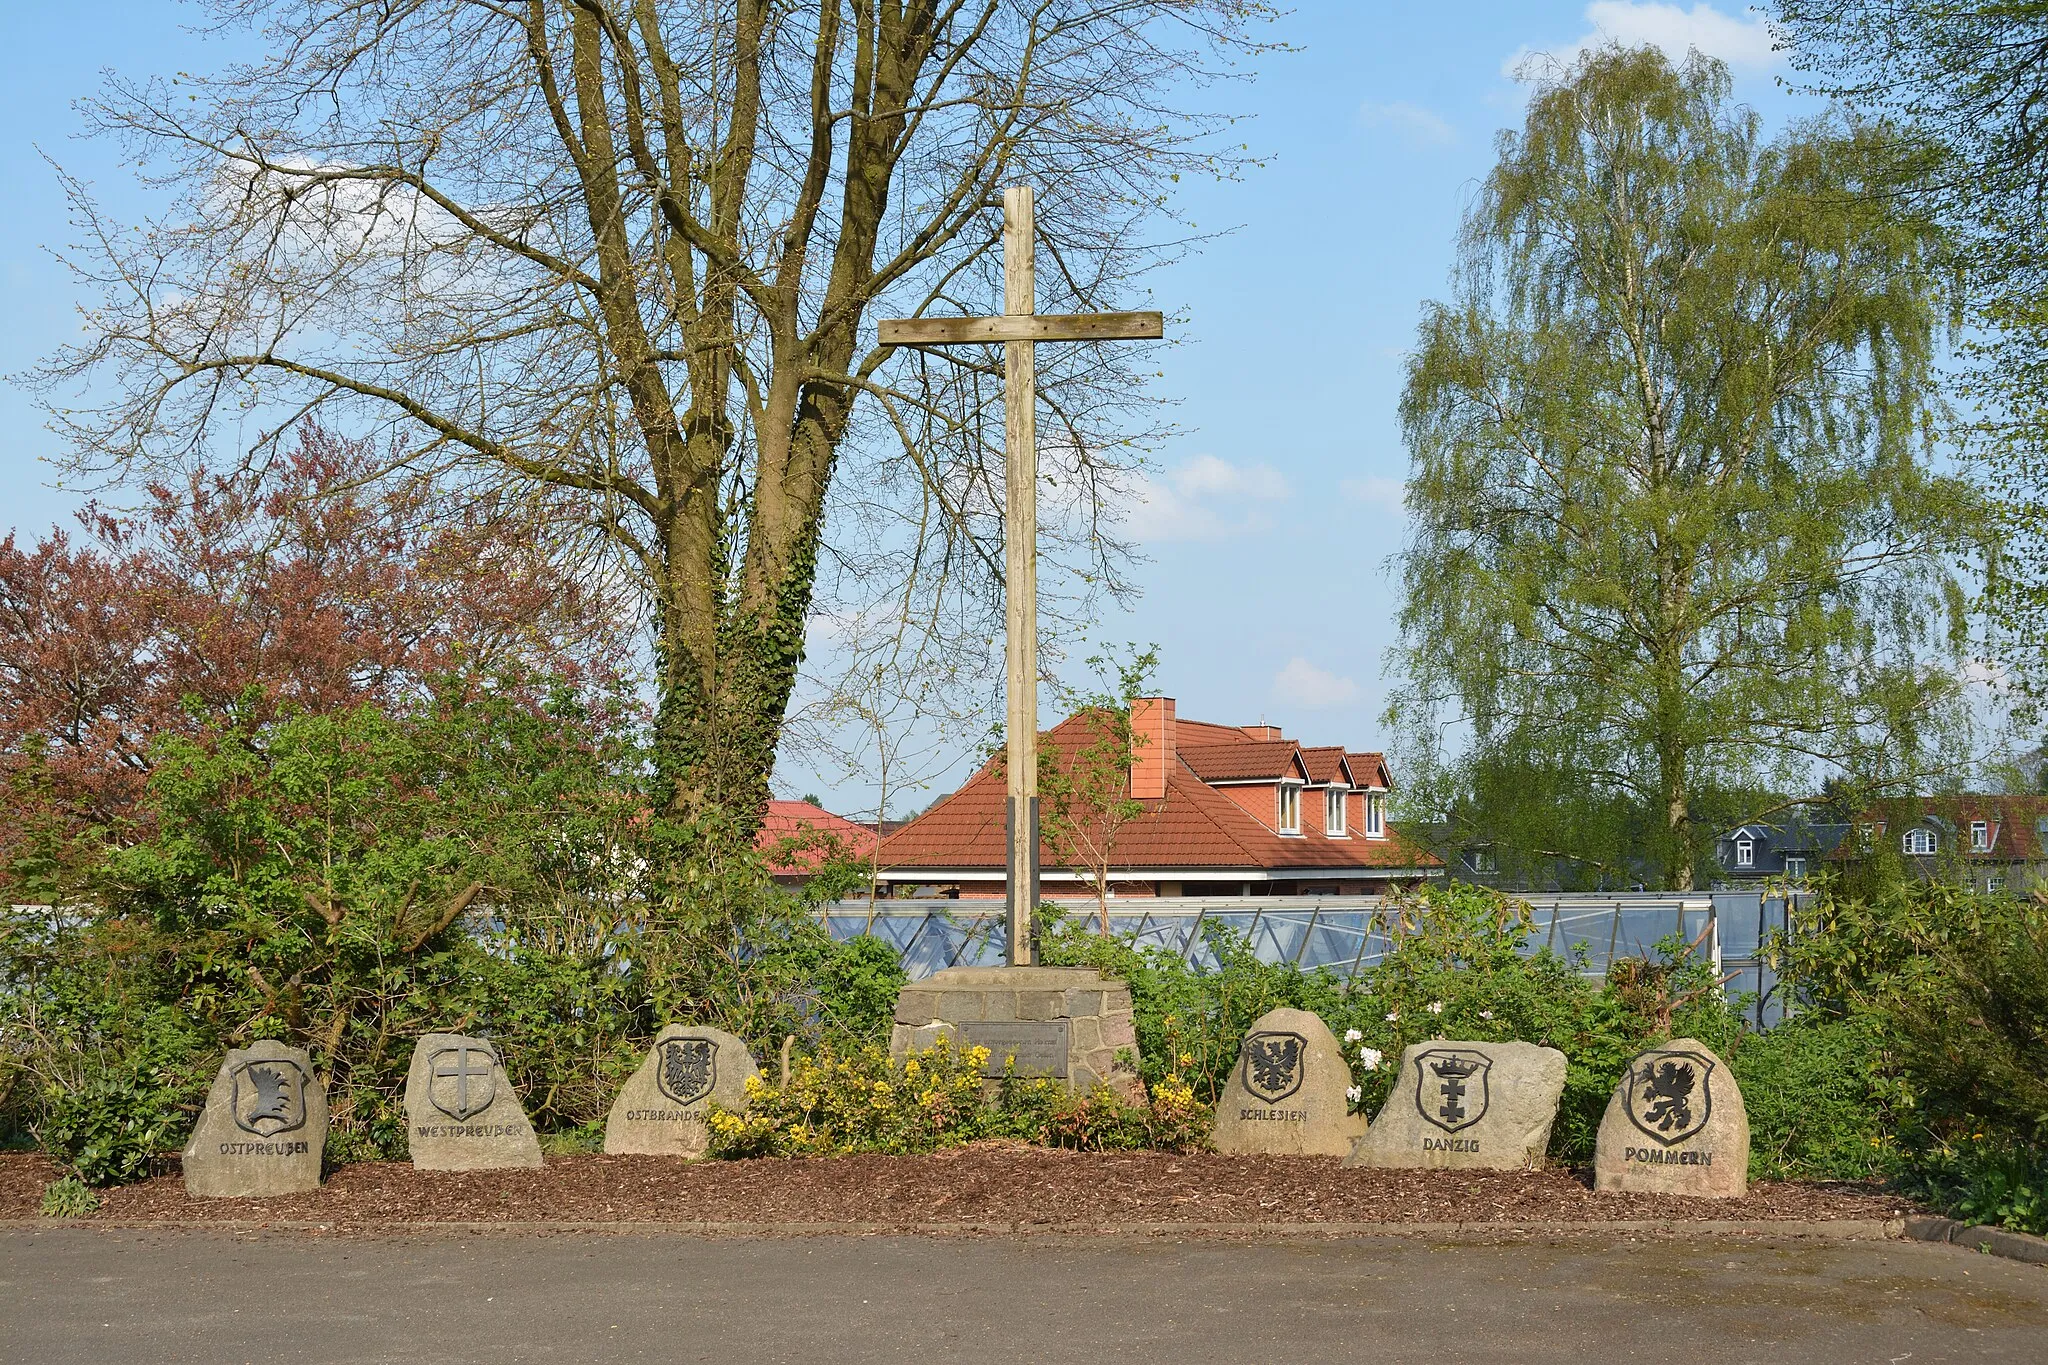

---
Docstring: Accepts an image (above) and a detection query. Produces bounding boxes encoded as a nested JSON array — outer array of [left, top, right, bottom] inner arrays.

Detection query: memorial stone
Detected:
[[1344, 1040, 1567, 1171], [403, 1032, 543, 1170], [182, 1039, 326, 1198], [1594, 1038, 1749, 1197], [891, 966, 1142, 1100], [604, 1024, 760, 1157], [1212, 1007, 1368, 1157]]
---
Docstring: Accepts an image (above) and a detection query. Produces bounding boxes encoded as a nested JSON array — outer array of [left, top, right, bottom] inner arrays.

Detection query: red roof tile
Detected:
[[1835, 794, 2048, 862], [757, 800, 878, 875], [1346, 752, 1391, 789], [879, 713, 1438, 875], [1300, 746, 1349, 784], [1180, 740, 1307, 784]]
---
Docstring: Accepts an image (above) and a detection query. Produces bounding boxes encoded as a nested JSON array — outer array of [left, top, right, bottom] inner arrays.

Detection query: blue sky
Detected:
[[0, 3, 1822, 812]]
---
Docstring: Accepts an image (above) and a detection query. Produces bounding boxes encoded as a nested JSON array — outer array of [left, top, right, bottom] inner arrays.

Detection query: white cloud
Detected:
[[1340, 474, 1407, 519], [1359, 101, 1456, 148], [1272, 657, 1361, 708], [1127, 454, 1291, 543], [1963, 658, 2012, 691], [1506, 2, 1783, 81]]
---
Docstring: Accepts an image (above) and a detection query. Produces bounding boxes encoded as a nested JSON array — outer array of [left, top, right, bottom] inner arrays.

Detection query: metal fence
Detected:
[[819, 890, 1801, 1026]]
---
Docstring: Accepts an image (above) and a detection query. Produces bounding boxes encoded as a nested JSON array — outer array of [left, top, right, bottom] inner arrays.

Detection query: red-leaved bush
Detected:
[[0, 424, 630, 890]]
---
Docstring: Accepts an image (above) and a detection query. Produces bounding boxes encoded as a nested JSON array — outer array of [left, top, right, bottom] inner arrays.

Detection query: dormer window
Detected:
[[1734, 835, 1754, 868], [1971, 821, 1991, 852], [1325, 788, 1347, 836], [1277, 783, 1301, 835], [1364, 792, 1385, 838], [1904, 827, 1936, 856]]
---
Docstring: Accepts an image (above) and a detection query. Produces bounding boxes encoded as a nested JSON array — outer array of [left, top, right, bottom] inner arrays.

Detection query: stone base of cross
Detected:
[[880, 185, 1162, 964]]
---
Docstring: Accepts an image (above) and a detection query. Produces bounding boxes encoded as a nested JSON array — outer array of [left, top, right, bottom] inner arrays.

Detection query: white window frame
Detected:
[[1364, 792, 1386, 838], [1971, 821, 1991, 852], [1986, 872, 2006, 894], [1324, 787, 1347, 836], [1276, 783, 1302, 835], [1904, 827, 1936, 856], [1784, 855, 1808, 880], [1734, 835, 1754, 869]]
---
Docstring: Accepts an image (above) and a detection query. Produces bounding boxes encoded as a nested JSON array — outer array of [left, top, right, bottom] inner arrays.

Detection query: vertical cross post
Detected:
[[1002, 185, 1040, 966], [876, 186, 1161, 969]]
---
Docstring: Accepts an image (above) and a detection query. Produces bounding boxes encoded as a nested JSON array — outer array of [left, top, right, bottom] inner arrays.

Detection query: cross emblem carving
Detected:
[[428, 1042, 497, 1121], [879, 185, 1163, 965]]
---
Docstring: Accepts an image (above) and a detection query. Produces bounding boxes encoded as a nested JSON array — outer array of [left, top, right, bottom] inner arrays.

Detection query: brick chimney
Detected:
[[1130, 696, 1175, 801], [1243, 724, 1284, 741]]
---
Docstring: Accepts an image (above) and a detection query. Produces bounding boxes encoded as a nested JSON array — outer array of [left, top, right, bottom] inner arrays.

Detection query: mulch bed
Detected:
[[0, 1146, 1916, 1229]]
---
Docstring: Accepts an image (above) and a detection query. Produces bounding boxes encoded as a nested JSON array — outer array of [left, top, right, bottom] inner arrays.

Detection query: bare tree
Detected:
[[35, 0, 1272, 835], [783, 593, 994, 914]]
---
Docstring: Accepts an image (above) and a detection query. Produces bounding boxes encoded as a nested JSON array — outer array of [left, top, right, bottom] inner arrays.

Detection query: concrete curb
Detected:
[[1902, 1214, 2048, 1267], [1, 1215, 1908, 1241]]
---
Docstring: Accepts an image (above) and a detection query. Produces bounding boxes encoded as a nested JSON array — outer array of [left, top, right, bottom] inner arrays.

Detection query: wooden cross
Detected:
[[879, 185, 1162, 966]]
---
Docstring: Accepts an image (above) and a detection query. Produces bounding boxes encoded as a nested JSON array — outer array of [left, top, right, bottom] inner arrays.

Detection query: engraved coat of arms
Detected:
[[426, 1042, 499, 1121], [656, 1037, 717, 1106], [231, 1059, 308, 1136], [1623, 1050, 1714, 1145], [1240, 1031, 1307, 1104], [1413, 1048, 1492, 1133]]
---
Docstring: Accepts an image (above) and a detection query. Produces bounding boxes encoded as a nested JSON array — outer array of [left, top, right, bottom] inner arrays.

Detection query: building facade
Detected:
[[874, 697, 1441, 898], [1712, 811, 1849, 887], [1832, 794, 2048, 894]]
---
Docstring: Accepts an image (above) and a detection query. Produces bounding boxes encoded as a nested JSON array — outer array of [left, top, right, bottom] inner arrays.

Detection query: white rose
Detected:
[[1427, 1000, 1445, 1015], [1345, 1085, 1362, 1103], [1384, 1010, 1399, 1023], [1359, 1047, 1384, 1071], [1343, 1028, 1363, 1043]]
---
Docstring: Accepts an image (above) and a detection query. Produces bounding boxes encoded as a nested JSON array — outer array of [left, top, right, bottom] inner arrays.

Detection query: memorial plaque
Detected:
[[182, 1039, 326, 1198], [1594, 1038, 1749, 1197], [1212, 1008, 1368, 1157], [403, 1031, 543, 1170], [959, 1020, 1070, 1077], [1344, 1040, 1567, 1171], [891, 966, 1142, 1098], [604, 1024, 759, 1158]]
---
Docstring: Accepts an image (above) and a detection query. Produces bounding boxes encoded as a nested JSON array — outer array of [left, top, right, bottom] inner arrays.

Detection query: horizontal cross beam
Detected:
[[878, 311, 1163, 346]]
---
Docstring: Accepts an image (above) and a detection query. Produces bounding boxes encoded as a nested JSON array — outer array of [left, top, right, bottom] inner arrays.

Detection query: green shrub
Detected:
[[706, 1039, 1005, 1157], [1015, 1070, 1208, 1153], [1047, 881, 1748, 1164], [1775, 881, 2048, 1143], [39, 1177, 99, 1218], [539, 1121, 606, 1156], [1769, 879, 2048, 1228], [1894, 1139, 2048, 1237], [38, 1064, 196, 1188], [1730, 1015, 1890, 1180], [2, 672, 922, 1182]]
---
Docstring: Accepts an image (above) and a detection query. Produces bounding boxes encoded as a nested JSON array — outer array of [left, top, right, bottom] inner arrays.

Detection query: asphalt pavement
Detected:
[[2, 1226, 2043, 1364]]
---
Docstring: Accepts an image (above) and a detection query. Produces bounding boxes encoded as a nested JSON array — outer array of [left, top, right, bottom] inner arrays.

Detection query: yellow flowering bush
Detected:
[[706, 1039, 994, 1157], [705, 1041, 1214, 1158]]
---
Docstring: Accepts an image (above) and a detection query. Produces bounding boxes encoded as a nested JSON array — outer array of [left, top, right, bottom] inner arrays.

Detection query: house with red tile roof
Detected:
[[1830, 794, 2048, 895], [874, 697, 1441, 897], [756, 799, 879, 886]]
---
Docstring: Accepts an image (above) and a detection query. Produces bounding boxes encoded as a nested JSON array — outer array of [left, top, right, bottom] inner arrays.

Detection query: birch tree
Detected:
[[1777, 0, 2048, 708], [1390, 48, 1984, 890]]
